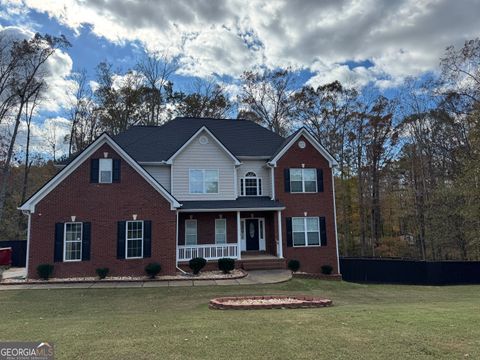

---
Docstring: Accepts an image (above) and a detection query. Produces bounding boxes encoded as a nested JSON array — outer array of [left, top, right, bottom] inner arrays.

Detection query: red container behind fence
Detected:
[[0, 247, 12, 266]]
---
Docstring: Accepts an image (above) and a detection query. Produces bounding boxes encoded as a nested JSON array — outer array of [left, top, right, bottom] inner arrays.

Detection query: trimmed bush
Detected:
[[96, 268, 109, 279], [37, 264, 54, 280], [321, 264, 333, 275], [218, 258, 235, 274], [145, 262, 162, 279], [189, 257, 207, 275], [288, 259, 300, 272]]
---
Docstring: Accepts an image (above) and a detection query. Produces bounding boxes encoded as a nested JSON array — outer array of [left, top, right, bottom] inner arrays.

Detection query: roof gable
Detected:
[[269, 128, 338, 167], [166, 126, 241, 165], [20, 133, 181, 212], [113, 117, 285, 162]]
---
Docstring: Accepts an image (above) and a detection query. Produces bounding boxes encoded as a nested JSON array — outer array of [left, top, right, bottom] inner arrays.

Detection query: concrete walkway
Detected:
[[0, 269, 292, 290]]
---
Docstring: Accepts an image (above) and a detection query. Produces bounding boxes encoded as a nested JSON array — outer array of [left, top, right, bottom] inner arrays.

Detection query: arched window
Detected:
[[240, 171, 262, 196]]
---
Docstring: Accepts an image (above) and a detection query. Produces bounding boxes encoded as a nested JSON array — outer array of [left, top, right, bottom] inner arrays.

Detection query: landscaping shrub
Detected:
[[218, 258, 235, 274], [96, 268, 109, 279], [189, 257, 207, 275], [145, 262, 162, 279], [321, 264, 333, 275], [288, 259, 300, 272], [37, 264, 54, 280]]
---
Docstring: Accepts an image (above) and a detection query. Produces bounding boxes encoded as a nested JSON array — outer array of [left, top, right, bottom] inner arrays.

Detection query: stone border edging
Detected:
[[209, 295, 333, 310], [0, 269, 247, 285], [292, 273, 342, 280]]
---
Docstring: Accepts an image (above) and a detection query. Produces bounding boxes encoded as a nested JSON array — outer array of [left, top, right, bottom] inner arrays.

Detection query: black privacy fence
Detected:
[[0, 240, 27, 267], [340, 257, 480, 285]]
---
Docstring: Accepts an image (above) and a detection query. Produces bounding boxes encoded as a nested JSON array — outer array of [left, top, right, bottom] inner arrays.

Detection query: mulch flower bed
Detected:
[[292, 272, 342, 280], [209, 295, 333, 310], [1, 269, 247, 285]]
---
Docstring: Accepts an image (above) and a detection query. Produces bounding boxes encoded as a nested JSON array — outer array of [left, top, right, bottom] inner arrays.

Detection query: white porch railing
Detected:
[[177, 244, 239, 261]]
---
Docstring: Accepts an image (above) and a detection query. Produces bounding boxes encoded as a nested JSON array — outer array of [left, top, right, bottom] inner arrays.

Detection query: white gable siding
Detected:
[[237, 160, 271, 197], [143, 165, 171, 192], [172, 131, 236, 200]]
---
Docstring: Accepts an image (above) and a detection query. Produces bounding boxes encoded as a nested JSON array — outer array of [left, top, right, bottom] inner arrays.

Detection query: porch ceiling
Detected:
[[178, 196, 285, 212]]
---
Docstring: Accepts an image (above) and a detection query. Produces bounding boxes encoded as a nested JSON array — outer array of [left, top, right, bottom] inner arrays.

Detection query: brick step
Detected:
[[241, 259, 286, 271]]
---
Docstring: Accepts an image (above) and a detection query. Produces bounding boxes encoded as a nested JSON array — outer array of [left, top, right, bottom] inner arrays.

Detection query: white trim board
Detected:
[[269, 128, 338, 168], [165, 126, 241, 165], [177, 207, 285, 213], [19, 133, 181, 212]]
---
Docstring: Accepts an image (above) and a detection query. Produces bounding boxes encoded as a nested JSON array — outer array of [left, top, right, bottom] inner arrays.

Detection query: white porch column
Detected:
[[236, 211, 242, 260], [277, 210, 283, 258]]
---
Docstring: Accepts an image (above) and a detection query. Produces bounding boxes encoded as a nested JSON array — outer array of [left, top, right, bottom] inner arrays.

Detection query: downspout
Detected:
[[331, 168, 341, 275], [22, 210, 31, 279]]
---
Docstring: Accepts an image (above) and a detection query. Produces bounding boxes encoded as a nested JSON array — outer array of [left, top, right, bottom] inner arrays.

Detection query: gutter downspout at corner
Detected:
[[22, 210, 31, 280]]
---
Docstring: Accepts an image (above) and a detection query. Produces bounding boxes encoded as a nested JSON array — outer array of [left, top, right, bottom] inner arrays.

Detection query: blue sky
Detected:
[[0, 0, 479, 156]]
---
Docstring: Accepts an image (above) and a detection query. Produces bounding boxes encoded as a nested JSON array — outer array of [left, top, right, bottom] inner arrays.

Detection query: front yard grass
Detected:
[[0, 279, 479, 359]]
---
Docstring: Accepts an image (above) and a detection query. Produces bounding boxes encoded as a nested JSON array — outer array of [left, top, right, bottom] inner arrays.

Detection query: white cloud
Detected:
[[3, 0, 480, 89]]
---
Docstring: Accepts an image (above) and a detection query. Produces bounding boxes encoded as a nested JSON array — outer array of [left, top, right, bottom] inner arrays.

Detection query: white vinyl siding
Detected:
[[215, 219, 227, 244], [172, 131, 236, 200], [236, 160, 272, 197], [185, 220, 197, 245], [143, 165, 171, 191]]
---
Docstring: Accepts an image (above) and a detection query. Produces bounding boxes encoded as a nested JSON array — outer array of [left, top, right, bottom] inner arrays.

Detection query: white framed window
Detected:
[[99, 158, 113, 183], [189, 169, 219, 194], [126, 220, 143, 259], [290, 168, 317, 193], [185, 219, 197, 245], [64, 222, 82, 261], [292, 217, 320, 247], [215, 219, 227, 244], [240, 171, 262, 196]]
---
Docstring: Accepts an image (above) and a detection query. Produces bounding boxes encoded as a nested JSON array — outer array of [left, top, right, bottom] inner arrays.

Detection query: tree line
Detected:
[[0, 31, 478, 260]]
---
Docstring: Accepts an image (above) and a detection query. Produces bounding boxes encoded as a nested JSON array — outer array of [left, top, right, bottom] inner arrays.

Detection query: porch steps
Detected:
[[241, 258, 287, 271]]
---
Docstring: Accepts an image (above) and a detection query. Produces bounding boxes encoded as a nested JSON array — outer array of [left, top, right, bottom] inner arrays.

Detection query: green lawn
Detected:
[[0, 280, 479, 359]]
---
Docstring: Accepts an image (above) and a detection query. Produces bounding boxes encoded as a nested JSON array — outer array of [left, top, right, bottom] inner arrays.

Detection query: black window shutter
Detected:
[[143, 220, 152, 258], [54, 223, 64, 262], [320, 217, 327, 246], [82, 222, 91, 261], [240, 179, 244, 196], [117, 221, 126, 259], [90, 159, 99, 183], [284, 168, 290, 192], [286, 217, 293, 247], [112, 159, 121, 183], [317, 168, 324, 192]]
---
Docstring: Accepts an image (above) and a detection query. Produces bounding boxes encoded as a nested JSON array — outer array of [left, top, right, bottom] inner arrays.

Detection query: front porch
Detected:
[[176, 205, 284, 265]]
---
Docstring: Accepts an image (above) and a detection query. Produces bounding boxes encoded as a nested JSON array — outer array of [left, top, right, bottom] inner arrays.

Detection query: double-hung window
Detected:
[[292, 217, 320, 247], [290, 168, 317, 193], [240, 172, 262, 196], [99, 158, 113, 183], [64, 222, 82, 261], [215, 219, 226, 244], [185, 220, 197, 245], [126, 220, 143, 259], [189, 170, 219, 194]]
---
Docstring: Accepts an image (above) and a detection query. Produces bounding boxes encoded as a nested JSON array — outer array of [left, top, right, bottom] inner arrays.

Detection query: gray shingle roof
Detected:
[[113, 117, 286, 162], [179, 197, 285, 210]]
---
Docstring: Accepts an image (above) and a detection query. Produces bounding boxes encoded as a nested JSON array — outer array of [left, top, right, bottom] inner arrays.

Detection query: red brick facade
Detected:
[[28, 143, 177, 278], [27, 133, 338, 278], [275, 135, 339, 274]]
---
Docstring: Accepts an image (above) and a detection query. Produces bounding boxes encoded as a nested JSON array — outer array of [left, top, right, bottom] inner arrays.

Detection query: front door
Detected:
[[245, 219, 259, 251]]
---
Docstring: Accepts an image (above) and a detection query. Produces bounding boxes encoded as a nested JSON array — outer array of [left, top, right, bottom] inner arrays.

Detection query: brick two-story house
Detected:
[[19, 117, 339, 278]]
